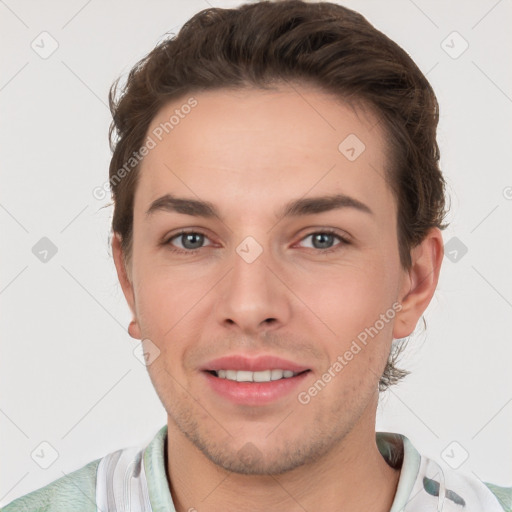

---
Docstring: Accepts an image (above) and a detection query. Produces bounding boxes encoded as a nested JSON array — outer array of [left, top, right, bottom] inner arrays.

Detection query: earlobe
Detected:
[[128, 320, 142, 340], [392, 228, 444, 339], [112, 233, 141, 340]]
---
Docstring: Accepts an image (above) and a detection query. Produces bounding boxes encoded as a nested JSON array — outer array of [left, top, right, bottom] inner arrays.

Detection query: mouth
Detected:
[[200, 354, 312, 405], [205, 368, 310, 382]]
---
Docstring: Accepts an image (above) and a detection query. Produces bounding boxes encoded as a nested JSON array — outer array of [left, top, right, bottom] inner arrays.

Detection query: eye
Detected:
[[297, 230, 350, 253], [164, 231, 213, 254], [162, 229, 350, 256]]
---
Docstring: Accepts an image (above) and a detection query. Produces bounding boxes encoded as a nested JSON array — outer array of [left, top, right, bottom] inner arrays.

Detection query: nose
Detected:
[[214, 242, 292, 335]]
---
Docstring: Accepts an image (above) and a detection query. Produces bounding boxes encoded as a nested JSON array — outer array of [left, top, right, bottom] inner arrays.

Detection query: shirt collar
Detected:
[[143, 425, 420, 512], [377, 432, 422, 512]]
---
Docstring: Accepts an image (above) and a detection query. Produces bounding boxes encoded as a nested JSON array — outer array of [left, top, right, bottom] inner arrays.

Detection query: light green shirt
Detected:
[[2, 425, 510, 511]]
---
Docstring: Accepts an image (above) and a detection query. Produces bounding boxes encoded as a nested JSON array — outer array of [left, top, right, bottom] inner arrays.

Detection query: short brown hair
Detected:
[[107, 0, 449, 390]]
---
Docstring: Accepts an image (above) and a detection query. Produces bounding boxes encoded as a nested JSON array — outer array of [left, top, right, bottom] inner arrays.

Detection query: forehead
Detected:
[[136, 85, 394, 221]]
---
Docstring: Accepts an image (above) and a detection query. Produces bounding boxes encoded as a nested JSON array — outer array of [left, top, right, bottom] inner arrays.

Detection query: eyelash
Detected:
[[162, 229, 350, 256]]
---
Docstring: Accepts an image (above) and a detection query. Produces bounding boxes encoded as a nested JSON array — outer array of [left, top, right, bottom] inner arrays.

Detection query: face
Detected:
[[115, 85, 419, 475]]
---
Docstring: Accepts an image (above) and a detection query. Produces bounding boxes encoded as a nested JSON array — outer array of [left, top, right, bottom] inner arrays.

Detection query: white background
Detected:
[[1, 0, 511, 505]]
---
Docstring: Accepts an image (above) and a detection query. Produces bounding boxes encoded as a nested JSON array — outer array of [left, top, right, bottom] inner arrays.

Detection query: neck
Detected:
[[165, 403, 401, 512]]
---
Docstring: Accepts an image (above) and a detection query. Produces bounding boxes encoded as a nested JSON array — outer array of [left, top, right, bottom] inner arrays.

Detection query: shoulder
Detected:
[[1, 426, 168, 512], [483, 482, 512, 512], [0, 457, 101, 512], [416, 451, 511, 512], [381, 432, 511, 512]]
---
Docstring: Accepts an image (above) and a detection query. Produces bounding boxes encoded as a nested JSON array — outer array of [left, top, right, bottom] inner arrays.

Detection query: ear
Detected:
[[112, 232, 141, 340], [393, 227, 444, 339]]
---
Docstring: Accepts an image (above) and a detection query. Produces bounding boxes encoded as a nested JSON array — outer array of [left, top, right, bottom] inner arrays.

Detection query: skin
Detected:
[[112, 85, 444, 512]]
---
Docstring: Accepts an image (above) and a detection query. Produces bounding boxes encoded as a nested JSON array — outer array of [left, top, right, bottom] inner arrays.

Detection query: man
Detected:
[[2, 1, 510, 511]]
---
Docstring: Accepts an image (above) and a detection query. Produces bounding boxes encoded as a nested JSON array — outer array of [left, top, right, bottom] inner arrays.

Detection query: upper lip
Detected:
[[201, 354, 310, 373]]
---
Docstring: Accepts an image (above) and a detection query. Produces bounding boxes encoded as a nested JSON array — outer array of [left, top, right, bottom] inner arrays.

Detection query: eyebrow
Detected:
[[145, 193, 374, 220]]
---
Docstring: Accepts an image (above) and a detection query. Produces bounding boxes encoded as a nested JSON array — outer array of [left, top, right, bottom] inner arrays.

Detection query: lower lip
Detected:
[[202, 371, 310, 405]]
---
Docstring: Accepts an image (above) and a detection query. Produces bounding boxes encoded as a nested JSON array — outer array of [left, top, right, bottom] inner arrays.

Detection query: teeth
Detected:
[[236, 370, 253, 382], [214, 369, 300, 382], [253, 370, 271, 382], [271, 369, 284, 380]]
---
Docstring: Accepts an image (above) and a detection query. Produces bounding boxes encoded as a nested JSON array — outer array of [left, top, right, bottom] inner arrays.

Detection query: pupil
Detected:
[[314, 233, 333, 249], [183, 233, 203, 249]]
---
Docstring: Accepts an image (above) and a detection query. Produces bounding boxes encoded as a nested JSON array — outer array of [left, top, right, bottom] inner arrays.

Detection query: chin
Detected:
[[191, 432, 336, 476]]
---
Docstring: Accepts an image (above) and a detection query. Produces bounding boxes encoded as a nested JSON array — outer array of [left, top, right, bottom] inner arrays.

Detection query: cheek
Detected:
[[133, 266, 213, 367], [300, 261, 399, 385], [300, 260, 397, 328], [133, 271, 189, 341], [319, 287, 396, 336], [136, 258, 205, 310]]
